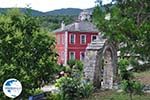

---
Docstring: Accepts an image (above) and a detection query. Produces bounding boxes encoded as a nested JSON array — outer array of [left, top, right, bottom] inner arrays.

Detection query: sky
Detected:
[[0, 0, 111, 12]]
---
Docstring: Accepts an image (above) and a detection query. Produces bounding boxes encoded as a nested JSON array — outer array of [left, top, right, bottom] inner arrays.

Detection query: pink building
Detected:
[[54, 10, 99, 65]]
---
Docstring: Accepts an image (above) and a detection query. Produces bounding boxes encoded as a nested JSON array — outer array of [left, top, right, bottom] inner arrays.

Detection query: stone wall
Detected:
[[83, 35, 117, 89]]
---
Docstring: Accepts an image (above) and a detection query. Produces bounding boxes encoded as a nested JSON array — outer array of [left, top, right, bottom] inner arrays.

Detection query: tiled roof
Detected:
[[54, 21, 99, 33]]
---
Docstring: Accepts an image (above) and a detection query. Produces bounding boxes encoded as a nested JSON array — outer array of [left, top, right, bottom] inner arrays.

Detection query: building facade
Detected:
[[54, 10, 99, 65]]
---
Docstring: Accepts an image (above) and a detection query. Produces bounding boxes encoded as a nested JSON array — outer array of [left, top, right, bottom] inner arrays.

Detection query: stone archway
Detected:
[[83, 36, 117, 89], [101, 48, 114, 89]]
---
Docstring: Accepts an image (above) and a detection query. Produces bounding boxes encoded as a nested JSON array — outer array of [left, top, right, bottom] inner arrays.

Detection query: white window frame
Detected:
[[80, 34, 86, 44], [69, 51, 75, 60], [69, 34, 75, 44], [91, 35, 97, 41], [80, 52, 85, 61]]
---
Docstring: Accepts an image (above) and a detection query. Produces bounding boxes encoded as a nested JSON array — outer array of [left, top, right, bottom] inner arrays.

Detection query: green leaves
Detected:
[[55, 76, 93, 100], [0, 9, 58, 98], [119, 58, 143, 100], [93, 0, 150, 70]]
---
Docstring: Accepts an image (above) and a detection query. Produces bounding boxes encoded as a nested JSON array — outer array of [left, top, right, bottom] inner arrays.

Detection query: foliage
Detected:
[[55, 76, 94, 100], [79, 80, 94, 98], [30, 88, 43, 95], [93, 0, 150, 70], [67, 59, 76, 68], [67, 60, 83, 70], [46, 92, 63, 100], [74, 60, 84, 71], [85, 90, 150, 100], [38, 15, 75, 31], [52, 59, 91, 100], [119, 58, 143, 100], [55, 60, 91, 100], [121, 80, 143, 95], [0, 8, 58, 98], [118, 58, 133, 80], [55, 76, 80, 100]]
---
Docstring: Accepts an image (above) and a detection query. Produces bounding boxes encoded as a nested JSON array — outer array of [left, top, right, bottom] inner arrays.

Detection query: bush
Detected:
[[119, 58, 144, 100], [31, 88, 43, 95], [79, 80, 94, 98], [53, 60, 92, 100], [55, 76, 94, 100], [121, 80, 143, 95], [55, 76, 80, 100], [132, 81, 143, 94], [67, 60, 76, 68], [74, 60, 83, 71], [46, 92, 63, 100]]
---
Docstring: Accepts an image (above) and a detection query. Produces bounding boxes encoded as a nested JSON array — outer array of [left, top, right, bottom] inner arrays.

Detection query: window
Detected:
[[80, 52, 85, 61], [80, 35, 86, 44], [69, 52, 75, 60], [70, 34, 75, 44], [91, 35, 97, 41]]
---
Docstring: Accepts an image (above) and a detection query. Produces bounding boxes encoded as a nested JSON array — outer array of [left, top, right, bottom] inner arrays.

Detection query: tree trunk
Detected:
[[129, 93, 133, 100]]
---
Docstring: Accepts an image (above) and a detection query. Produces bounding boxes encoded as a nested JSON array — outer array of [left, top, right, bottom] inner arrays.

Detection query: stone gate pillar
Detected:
[[83, 35, 117, 89]]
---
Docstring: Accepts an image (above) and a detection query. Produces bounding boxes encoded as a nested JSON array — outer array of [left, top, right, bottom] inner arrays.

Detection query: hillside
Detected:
[[0, 8, 44, 16], [0, 7, 94, 16], [0, 7, 94, 31], [45, 8, 83, 16]]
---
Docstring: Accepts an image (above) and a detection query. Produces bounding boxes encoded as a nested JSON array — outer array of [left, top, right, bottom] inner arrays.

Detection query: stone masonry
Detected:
[[83, 35, 117, 89]]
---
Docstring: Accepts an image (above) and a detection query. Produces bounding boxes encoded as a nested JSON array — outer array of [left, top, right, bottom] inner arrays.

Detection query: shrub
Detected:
[[67, 60, 76, 68], [55, 76, 80, 100], [31, 88, 43, 95], [79, 80, 94, 98], [74, 60, 83, 71], [132, 81, 143, 94], [55, 76, 94, 100], [46, 92, 63, 100], [119, 58, 143, 100]]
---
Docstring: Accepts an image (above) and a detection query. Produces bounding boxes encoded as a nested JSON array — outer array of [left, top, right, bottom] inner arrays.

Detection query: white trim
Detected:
[[64, 31, 68, 65], [80, 34, 86, 44], [69, 51, 75, 60]]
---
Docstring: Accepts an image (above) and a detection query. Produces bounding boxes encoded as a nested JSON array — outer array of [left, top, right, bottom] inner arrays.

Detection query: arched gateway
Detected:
[[83, 35, 117, 89]]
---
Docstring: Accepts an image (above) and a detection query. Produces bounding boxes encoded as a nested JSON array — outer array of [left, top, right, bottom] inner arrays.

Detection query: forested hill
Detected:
[[0, 7, 94, 31], [45, 8, 82, 16], [0, 8, 44, 16], [0, 8, 93, 16]]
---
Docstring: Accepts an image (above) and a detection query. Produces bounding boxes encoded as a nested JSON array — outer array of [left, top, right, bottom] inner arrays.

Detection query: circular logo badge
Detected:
[[3, 78, 22, 98]]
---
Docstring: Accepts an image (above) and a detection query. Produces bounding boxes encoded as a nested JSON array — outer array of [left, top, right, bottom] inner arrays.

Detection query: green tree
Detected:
[[93, 1, 148, 99], [0, 9, 58, 99], [93, 0, 150, 69], [119, 58, 143, 100], [38, 15, 75, 31]]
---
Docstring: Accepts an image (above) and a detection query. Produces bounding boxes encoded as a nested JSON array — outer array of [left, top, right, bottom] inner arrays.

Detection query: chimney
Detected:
[[61, 21, 65, 30], [75, 21, 79, 31]]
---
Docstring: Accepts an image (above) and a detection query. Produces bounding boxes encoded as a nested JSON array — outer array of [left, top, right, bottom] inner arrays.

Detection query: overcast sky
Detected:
[[0, 0, 111, 12]]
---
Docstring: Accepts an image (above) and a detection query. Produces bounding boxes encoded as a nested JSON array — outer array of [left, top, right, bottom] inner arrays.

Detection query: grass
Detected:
[[83, 90, 150, 100], [82, 70, 150, 100], [134, 70, 150, 85]]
